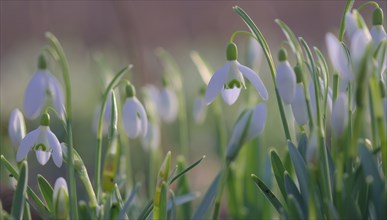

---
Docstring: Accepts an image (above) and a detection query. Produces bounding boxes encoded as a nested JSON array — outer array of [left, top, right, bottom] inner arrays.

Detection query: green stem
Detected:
[[229, 31, 257, 43], [45, 32, 78, 219], [214, 100, 228, 159], [95, 66, 130, 202], [233, 6, 291, 141], [357, 1, 379, 11], [212, 164, 229, 220]]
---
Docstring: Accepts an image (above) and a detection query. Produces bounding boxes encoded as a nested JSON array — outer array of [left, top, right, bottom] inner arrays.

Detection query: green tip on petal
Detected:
[[373, 7, 383, 26], [226, 42, 238, 61], [38, 54, 47, 70], [125, 84, 136, 98], [294, 63, 303, 84], [40, 113, 50, 126], [278, 48, 288, 62]]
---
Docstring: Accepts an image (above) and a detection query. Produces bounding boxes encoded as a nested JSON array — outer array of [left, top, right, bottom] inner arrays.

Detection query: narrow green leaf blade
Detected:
[[170, 155, 205, 184], [270, 150, 287, 201], [11, 161, 28, 220], [275, 19, 301, 54], [118, 183, 141, 220], [37, 175, 54, 212], [192, 172, 221, 219], [284, 172, 305, 214], [251, 174, 285, 214]]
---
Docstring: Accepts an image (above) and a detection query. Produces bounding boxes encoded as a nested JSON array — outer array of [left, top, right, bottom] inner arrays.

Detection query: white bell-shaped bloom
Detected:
[[226, 103, 267, 161], [205, 60, 268, 105], [158, 87, 178, 123], [246, 37, 263, 70], [306, 130, 318, 166], [16, 125, 63, 167], [53, 177, 69, 220], [141, 122, 160, 151], [122, 97, 148, 138], [350, 29, 372, 63], [205, 42, 268, 106], [92, 92, 113, 135], [291, 84, 308, 126], [371, 26, 387, 47], [24, 70, 65, 120], [345, 12, 359, 39], [332, 93, 348, 136], [276, 61, 296, 104], [326, 33, 353, 81], [8, 109, 26, 147], [193, 96, 207, 124]]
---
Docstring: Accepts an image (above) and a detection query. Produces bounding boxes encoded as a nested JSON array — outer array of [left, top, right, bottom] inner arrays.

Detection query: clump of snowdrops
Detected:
[[1, 0, 386, 219]]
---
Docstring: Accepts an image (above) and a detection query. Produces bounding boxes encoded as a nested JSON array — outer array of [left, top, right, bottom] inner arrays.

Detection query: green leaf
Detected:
[[192, 172, 221, 219], [190, 51, 213, 85], [270, 150, 287, 201], [1, 156, 50, 218], [167, 192, 199, 210], [287, 195, 304, 220], [11, 161, 28, 220], [284, 172, 305, 214], [154, 182, 168, 220], [78, 201, 91, 220], [287, 141, 308, 209], [297, 133, 308, 160], [251, 174, 285, 214], [175, 156, 191, 219], [275, 19, 301, 55], [169, 155, 205, 184], [37, 175, 54, 212], [118, 183, 141, 220]]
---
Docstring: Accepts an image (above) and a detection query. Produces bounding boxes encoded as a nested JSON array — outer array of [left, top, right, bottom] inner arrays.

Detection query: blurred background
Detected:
[[1, 0, 386, 217]]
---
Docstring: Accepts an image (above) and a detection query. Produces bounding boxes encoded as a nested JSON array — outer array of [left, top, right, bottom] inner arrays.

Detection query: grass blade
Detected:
[[118, 183, 141, 220], [11, 161, 28, 220], [169, 155, 205, 184], [251, 174, 285, 214], [270, 150, 287, 201], [37, 175, 54, 212]]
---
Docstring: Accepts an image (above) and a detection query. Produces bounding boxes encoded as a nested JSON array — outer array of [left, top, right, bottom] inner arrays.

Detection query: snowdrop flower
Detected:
[[370, 8, 387, 47], [158, 78, 178, 123], [326, 33, 353, 81], [226, 103, 267, 161], [193, 87, 207, 124], [246, 37, 263, 70], [291, 84, 308, 126], [205, 42, 268, 105], [53, 177, 69, 220], [332, 93, 348, 137], [275, 48, 296, 104], [24, 55, 65, 120], [122, 84, 148, 138], [306, 130, 318, 166], [16, 113, 63, 167], [346, 10, 372, 63], [8, 109, 26, 147]]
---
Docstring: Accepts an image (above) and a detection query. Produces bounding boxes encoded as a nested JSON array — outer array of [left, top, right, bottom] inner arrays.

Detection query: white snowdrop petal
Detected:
[[221, 87, 241, 105], [46, 128, 63, 167], [205, 63, 229, 105], [8, 109, 26, 147], [247, 103, 267, 139], [345, 12, 358, 39], [371, 26, 387, 47], [238, 62, 268, 101], [122, 98, 142, 138], [246, 38, 263, 70], [325, 33, 352, 81], [16, 128, 39, 162], [193, 97, 206, 124], [54, 177, 68, 200], [159, 88, 178, 123], [24, 71, 47, 119], [35, 150, 51, 165], [332, 93, 348, 136], [47, 73, 65, 120], [133, 97, 148, 138], [351, 30, 372, 63], [291, 84, 309, 125], [275, 62, 296, 104]]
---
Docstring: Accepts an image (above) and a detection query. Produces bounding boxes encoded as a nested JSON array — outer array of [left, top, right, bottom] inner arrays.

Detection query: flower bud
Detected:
[[53, 177, 69, 220], [275, 56, 296, 104], [8, 109, 26, 147], [373, 7, 383, 26]]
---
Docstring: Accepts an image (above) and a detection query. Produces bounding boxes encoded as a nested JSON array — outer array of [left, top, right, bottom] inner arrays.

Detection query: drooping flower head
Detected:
[[122, 84, 148, 139], [346, 10, 372, 63], [332, 92, 348, 137], [226, 103, 267, 161], [205, 42, 268, 105], [16, 113, 63, 167], [326, 33, 353, 81], [275, 48, 296, 104], [370, 7, 387, 47], [8, 108, 26, 147], [158, 76, 178, 123], [24, 55, 65, 120]]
